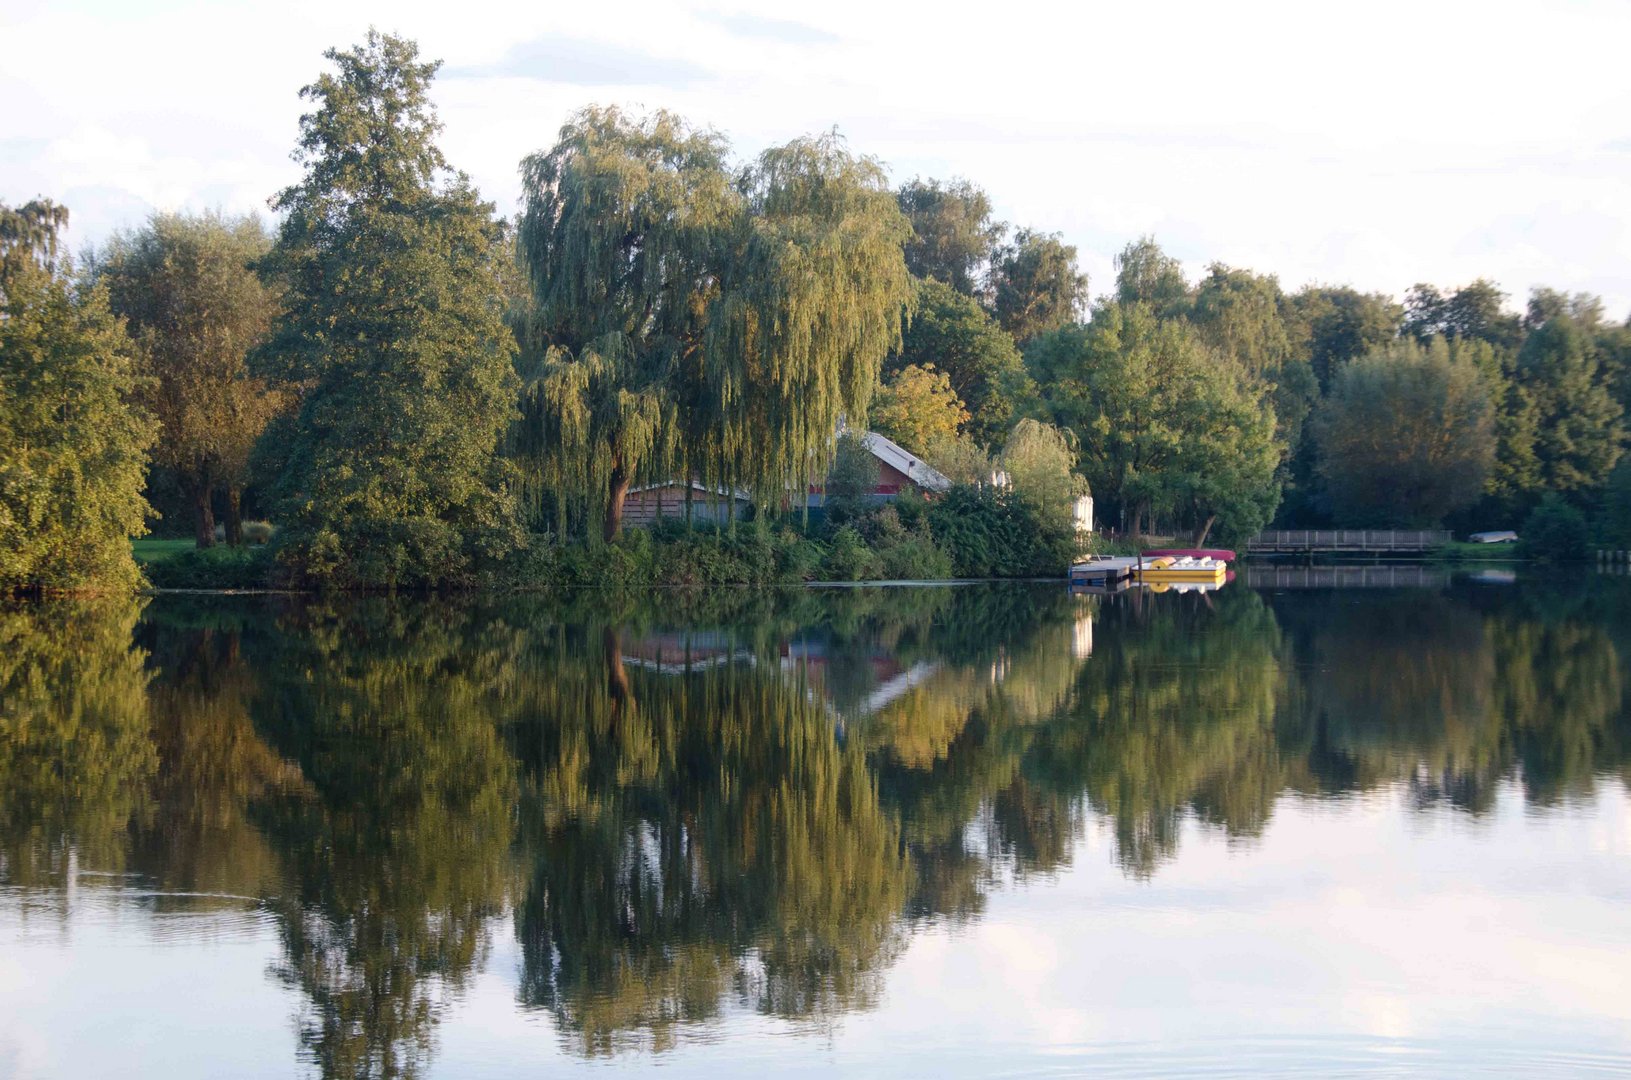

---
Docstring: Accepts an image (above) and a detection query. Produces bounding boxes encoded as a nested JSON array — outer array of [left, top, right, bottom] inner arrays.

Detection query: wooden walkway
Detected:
[[1246, 529, 1451, 554], [1242, 565, 1451, 590]]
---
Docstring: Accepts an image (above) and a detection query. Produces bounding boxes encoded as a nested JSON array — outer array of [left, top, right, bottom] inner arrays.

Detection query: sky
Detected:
[[4, 0, 1631, 316]]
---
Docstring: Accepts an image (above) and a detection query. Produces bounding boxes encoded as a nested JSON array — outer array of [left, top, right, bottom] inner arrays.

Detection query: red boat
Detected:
[[1142, 548, 1236, 563]]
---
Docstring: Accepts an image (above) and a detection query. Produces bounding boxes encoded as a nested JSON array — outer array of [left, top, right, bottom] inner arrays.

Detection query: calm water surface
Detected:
[[2, 570, 1629, 1078]]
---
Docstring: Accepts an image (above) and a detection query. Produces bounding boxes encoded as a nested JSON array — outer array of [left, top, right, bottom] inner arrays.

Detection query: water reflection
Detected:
[[2, 574, 1630, 1076]]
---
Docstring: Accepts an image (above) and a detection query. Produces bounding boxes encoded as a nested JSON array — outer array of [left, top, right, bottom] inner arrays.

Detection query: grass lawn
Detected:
[[1432, 540, 1524, 562], [132, 537, 196, 564]]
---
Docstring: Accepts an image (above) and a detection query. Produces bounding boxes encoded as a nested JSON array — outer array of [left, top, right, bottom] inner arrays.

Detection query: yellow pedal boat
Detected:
[[1135, 555, 1228, 584]]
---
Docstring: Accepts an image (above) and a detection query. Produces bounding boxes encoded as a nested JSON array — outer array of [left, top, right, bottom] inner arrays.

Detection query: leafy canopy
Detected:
[[96, 211, 284, 545], [871, 364, 969, 458], [1314, 339, 1495, 527], [888, 277, 1027, 447], [989, 228, 1087, 343], [0, 202, 155, 593], [896, 177, 1004, 297], [256, 31, 521, 587], [517, 106, 913, 537]]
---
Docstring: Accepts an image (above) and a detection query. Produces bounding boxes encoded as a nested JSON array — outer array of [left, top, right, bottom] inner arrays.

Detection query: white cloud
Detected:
[[3, 0, 1628, 313]]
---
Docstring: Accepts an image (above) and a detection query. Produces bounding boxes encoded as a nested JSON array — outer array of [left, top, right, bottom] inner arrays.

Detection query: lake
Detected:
[[2, 570, 1629, 1078]]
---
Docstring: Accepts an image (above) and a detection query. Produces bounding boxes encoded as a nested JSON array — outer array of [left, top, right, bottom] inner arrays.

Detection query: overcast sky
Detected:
[[5, 0, 1630, 315]]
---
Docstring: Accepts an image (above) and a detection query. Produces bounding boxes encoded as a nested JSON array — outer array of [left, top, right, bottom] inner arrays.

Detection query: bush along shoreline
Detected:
[[138, 487, 1081, 593]]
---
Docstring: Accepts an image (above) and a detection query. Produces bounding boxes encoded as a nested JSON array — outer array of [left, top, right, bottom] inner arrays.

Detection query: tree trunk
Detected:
[[604, 626, 630, 719], [190, 477, 216, 549], [225, 487, 244, 547], [1194, 514, 1217, 547], [604, 460, 629, 542]]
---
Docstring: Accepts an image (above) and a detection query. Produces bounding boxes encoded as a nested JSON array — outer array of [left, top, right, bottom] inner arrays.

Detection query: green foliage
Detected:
[[927, 485, 1074, 577], [1520, 494, 1590, 562], [824, 430, 881, 525], [1514, 315, 1623, 495], [1190, 264, 1315, 468], [888, 277, 1027, 446], [1597, 459, 1631, 548], [921, 432, 993, 486], [870, 363, 968, 457], [495, 524, 829, 590], [0, 209, 155, 594], [989, 228, 1087, 343], [855, 505, 954, 579], [998, 418, 1085, 535], [823, 525, 882, 581], [95, 210, 283, 548], [142, 545, 271, 590], [517, 107, 913, 539], [1286, 285, 1403, 390], [896, 177, 1003, 296], [1403, 279, 1523, 348], [257, 32, 522, 588], [1028, 303, 1279, 541], [1314, 339, 1495, 527], [1113, 236, 1189, 316]]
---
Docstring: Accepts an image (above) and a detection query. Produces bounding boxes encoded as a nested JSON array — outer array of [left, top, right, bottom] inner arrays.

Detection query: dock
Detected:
[[1069, 557, 1140, 586], [1246, 529, 1451, 555]]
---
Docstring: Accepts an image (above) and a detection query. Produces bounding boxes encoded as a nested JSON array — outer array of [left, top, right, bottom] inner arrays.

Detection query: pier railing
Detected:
[[1242, 565, 1451, 590], [1246, 529, 1451, 554]]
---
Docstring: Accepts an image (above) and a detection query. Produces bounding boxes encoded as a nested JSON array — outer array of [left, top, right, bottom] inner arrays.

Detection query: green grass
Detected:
[[132, 537, 195, 564], [1429, 540, 1525, 562]]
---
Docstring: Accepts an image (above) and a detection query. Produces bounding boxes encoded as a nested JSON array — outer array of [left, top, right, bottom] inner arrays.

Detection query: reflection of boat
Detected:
[[1141, 578, 1224, 593], [1137, 556, 1228, 585], [1142, 548, 1236, 562]]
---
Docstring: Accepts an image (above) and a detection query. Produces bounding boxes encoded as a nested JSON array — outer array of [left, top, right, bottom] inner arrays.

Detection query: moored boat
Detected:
[[1141, 548, 1236, 562], [1136, 555, 1228, 584]]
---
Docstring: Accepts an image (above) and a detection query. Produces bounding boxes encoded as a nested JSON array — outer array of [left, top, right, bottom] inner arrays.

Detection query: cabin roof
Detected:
[[861, 431, 952, 493]]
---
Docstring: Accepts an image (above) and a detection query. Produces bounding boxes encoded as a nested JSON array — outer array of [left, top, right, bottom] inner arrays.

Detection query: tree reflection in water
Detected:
[[1, 575, 1629, 1075]]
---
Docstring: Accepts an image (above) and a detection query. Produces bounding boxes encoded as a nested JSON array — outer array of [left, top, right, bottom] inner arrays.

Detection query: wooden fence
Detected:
[[1246, 529, 1451, 554]]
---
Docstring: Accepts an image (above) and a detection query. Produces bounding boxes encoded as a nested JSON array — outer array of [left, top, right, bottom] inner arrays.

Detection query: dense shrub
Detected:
[[927, 485, 1075, 577], [821, 526, 881, 581], [493, 524, 828, 590], [1520, 495, 1590, 563], [144, 546, 271, 589], [855, 506, 953, 580]]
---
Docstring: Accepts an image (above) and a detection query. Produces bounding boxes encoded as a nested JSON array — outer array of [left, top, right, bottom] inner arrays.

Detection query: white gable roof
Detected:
[[861, 431, 952, 493]]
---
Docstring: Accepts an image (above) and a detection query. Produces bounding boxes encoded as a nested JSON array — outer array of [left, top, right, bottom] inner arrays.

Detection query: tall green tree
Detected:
[[256, 32, 521, 587], [97, 211, 283, 548], [1403, 279, 1522, 349], [0, 202, 155, 594], [1028, 303, 1278, 539], [1190, 264, 1315, 464], [1313, 339, 1495, 526], [1112, 236, 1189, 317], [989, 228, 1087, 343], [1524, 287, 1605, 331], [1286, 285, 1402, 390], [896, 177, 1003, 297], [888, 277, 1027, 447], [0, 198, 70, 283], [1513, 315, 1623, 495], [517, 107, 912, 539], [997, 419, 1085, 536]]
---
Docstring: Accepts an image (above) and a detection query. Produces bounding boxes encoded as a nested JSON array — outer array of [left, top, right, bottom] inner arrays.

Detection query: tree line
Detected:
[[4, 29, 1628, 592]]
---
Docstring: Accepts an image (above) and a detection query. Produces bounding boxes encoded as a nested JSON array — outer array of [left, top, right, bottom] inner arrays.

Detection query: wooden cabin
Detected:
[[621, 481, 752, 528]]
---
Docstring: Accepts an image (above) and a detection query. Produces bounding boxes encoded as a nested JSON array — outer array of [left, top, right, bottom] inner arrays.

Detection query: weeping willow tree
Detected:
[[516, 107, 913, 539]]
